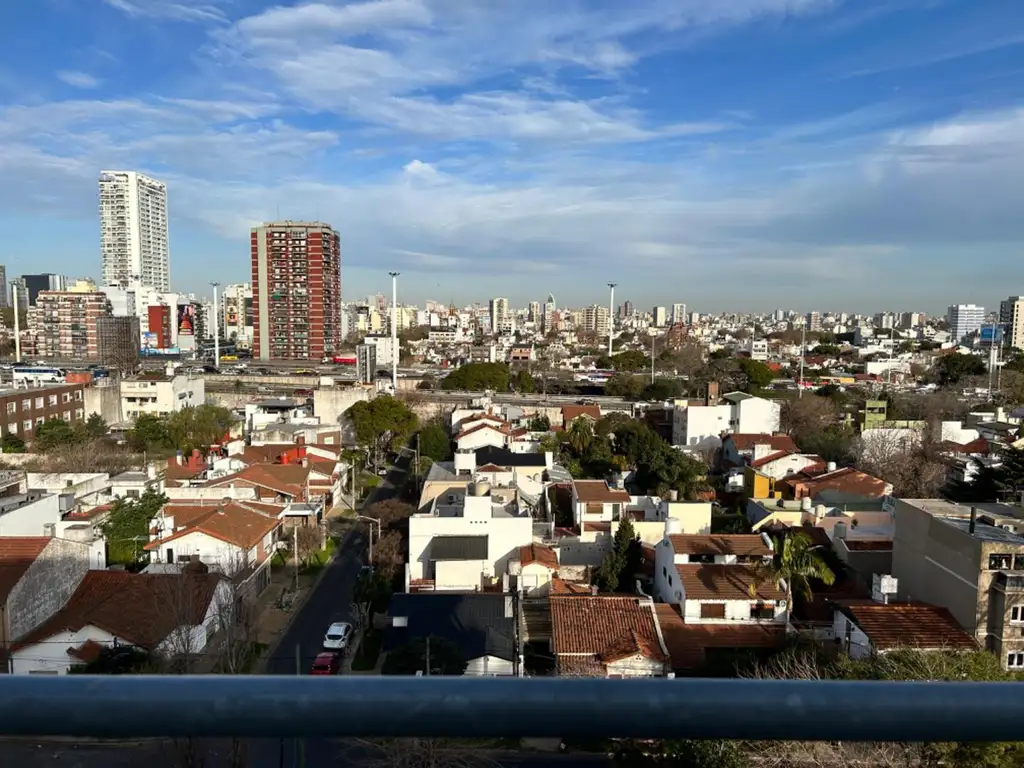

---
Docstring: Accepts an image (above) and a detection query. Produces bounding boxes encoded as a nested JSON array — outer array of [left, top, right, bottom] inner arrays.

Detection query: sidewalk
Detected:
[[250, 565, 318, 672]]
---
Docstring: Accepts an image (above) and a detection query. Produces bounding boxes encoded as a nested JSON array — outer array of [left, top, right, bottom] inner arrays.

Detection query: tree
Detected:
[[609, 350, 648, 373], [511, 369, 535, 393], [605, 373, 645, 399], [537, 433, 561, 454], [567, 417, 594, 455], [440, 362, 509, 392], [953, 445, 1024, 503], [640, 378, 684, 401], [0, 434, 24, 454], [934, 352, 986, 385], [365, 499, 416, 533], [780, 394, 839, 449], [84, 413, 109, 439], [382, 635, 467, 676], [527, 414, 550, 432], [294, 525, 325, 568], [33, 418, 81, 452], [418, 423, 451, 462], [736, 357, 774, 392], [127, 413, 172, 453], [749, 531, 835, 606], [100, 489, 167, 566], [348, 396, 419, 466], [372, 530, 404, 580], [166, 404, 235, 456], [595, 518, 640, 593], [856, 432, 947, 497]]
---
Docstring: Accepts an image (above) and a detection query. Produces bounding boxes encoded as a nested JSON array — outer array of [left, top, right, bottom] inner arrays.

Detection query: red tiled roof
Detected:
[[839, 602, 976, 652], [573, 480, 630, 503], [750, 450, 793, 468], [669, 534, 770, 557], [728, 434, 798, 452], [206, 463, 310, 497], [66, 504, 112, 520], [676, 564, 785, 601], [550, 595, 666, 675], [780, 467, 889, 499], [455, 423, 510, 441], [653, 604, 786, 669], [0, 537, 51, 603], [145, 503, 280, 551], [518, 543, 558, 570], [562, 405, 601, 425], [13, 570, 223, 652], [477, 463, 507, 473]]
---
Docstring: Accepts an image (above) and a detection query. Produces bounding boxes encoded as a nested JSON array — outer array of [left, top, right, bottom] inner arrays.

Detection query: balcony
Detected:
[[0, 677, 1020, 741]]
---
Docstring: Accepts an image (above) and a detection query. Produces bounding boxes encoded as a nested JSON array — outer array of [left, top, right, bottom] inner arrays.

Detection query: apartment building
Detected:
[[0, 382, 86, 444], [98, 170, 170, 291], [26, 291, 110, 359], [947, 304, 985, 343], [1000, 296, 1024, 350], [672, 392, 781, 451], [892, 499, 1024, 670], [120, 373, 205, 420], [96, 315, 141, 370], [582, 304, 610, 336], [489, 298, 510, 335], [251, 221, 342, 361]]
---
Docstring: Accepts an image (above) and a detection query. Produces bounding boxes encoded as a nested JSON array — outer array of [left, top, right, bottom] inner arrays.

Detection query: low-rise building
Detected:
[[672, 393, 781, 451], [834, 596, 976, 659], [0, 383, 86, 447], [121, 372, 204, 420]]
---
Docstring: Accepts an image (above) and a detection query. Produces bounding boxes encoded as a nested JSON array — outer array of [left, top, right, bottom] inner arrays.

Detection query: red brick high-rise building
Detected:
[[250, 221, 341, 361]]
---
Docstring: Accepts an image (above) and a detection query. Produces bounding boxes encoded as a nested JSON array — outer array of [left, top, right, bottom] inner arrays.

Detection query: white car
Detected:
[[323, 622, 353, 651]]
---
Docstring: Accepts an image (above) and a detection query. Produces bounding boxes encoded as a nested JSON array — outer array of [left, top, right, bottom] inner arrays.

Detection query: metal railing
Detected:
[[0, 677, 1021, 741]]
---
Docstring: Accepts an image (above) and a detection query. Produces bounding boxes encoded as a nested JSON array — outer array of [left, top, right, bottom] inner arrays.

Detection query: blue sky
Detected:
[[1, 0, 1023, 312]]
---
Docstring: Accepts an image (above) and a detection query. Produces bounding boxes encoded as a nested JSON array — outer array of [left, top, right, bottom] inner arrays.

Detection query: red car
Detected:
[[310, 652, 340, 676]]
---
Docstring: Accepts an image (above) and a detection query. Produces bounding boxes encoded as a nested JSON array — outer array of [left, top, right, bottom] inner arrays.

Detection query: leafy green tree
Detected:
[[0, 434, 24, 454], [736, 357, 775, 392], [604, 373, 645, 399], [349, 396, 419, 465], [527, 414, 550, 431], [595, 517, 640, 593], [33, 418, 81, 452], [100, 489, 168, 566], [537, 433, 561, 454], [381, 635, 467, 676], [934, 353, 986, 385], [640, 378, 684, 401], [954, 445, 1024, 503], [127, 413, 173, 453], [84, 413, 109, 439], [440, 362, 510, 392], [749, 531, 835, 606], [567, 417, 594, 455], [417, 423, 451, 462], [610, 350, 648, 373], [512, 369, 535, 393]]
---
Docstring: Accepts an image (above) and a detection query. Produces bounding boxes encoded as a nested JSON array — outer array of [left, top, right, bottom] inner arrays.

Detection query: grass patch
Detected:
[[351, 631, 382, 671]]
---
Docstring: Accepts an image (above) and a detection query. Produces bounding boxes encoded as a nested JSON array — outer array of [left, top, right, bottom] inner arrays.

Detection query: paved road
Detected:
[[264, 449, 413, 677]]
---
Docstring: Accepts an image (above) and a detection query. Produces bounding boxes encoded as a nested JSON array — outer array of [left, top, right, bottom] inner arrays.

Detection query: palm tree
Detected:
[[567, 417, 594, 456], [749, 530, 835, 608]]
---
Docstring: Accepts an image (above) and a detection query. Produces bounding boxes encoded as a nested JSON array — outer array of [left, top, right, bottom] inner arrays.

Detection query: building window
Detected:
[[61, 393, 70, 403], [74, 391, 82, 401], [1014, 556, 1024, 571], [62, 411, 71, 421], [33, 398, 43, 409], [1012, 606, 1024, 624], [7, 423, 15, 434], [74, 409, 83, 419], [22, 420, 31, 433], [751, 602, 774, 620], [47, 395, 57, 406], [701, 603, 727, 619], [1008, 653, 1024, 669], [990, 554, 1013, 571], [35, 417, 44, 427], [21, 400, 30, 411], [5, 403, 14, 415]]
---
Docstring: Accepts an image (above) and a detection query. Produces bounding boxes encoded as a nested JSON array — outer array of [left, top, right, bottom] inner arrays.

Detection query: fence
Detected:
[[0, 676, 1021, 741]]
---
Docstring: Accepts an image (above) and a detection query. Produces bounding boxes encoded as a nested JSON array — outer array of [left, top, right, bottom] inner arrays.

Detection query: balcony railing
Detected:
[[0, 677, 1021, 741]]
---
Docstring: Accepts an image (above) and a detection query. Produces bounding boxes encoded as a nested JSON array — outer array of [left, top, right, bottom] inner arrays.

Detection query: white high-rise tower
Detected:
[[99, 170, 170, 291]]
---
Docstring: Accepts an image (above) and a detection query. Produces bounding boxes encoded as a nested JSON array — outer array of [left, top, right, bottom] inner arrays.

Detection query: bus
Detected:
[[12, 366, 66, 384]]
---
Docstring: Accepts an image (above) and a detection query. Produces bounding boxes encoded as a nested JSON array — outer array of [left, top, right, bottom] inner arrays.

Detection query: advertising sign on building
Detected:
[[178, 304, 196, 336]]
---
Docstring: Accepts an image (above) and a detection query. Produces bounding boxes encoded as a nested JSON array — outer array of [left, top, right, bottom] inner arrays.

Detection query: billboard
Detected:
[[980, 326, 1005, 344], [177, 304, 196, 336]]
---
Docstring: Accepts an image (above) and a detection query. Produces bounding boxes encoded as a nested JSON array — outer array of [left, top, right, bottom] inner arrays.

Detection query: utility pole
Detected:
[[606, 282, 617, 357], [350, 463, 356, 512], [650, 335, 656, 384], [798, 325, 806, 399], [389, 271, 400, 394], [12, 297, 20, 364], [293, 525, 299, 590], [209, 281, 220, 369]]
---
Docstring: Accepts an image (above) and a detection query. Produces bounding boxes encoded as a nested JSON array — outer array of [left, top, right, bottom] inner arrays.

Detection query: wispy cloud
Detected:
[[102, 0, 227, 23], [55, 70, 101, 89]]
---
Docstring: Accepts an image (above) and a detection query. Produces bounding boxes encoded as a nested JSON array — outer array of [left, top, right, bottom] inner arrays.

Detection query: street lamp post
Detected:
[[356, 515, 381, 564], [607, 283, 617, 357], [389, 272, 400, 394], [209, 281, 220, 369]]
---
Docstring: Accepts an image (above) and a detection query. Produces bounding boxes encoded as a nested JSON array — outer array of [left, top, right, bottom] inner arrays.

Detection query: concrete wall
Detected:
[[315, 385, 374, 431], [84, 381, 122, 425], [7, 537, 92, 643]]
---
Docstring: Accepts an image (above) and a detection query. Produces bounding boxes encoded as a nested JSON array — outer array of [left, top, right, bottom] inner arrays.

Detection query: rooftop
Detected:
[[0, 537, 51, 602], [429, 535, 489, 561], [573, 480, 631, 504], [384, 592, 515, 662], [550, 595, 666, 676], [676, 564, 786, 601], [668, 534, 770, 557], [472, 446, 547, 469], [728, 433, 798, 452], [837, 601, 977, 652]]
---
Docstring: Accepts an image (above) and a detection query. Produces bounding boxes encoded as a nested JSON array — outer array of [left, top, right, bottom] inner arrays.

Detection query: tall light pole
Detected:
[[607, 282, 617, 357], [389, 272, 400, 394], [209, 281, 220, 369], [12, 291, 21, 365]]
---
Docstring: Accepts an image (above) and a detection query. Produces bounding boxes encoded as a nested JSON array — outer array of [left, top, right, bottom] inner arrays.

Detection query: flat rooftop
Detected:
[[900, 499, 1024, 545]]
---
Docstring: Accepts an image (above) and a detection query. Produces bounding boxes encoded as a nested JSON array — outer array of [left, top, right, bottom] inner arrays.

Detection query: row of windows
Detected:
[[989, 554, 1024, 571], [4, 390, 81, 414], [8, 409, 83, 434]]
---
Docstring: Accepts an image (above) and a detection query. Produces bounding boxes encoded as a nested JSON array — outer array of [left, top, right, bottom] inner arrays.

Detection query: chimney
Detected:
[[705, 380, 720, 406], [590, 585, 599, 595], [969, 506, 977, 535]]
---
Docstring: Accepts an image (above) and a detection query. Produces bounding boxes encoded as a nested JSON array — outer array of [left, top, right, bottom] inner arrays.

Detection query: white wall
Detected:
[[757, 454, 822, 480], [940, 421, 980, 444], [149, 530, 260, 577], [519, 562, 555, 596], [605, 653, 666, 678], [434, 559, 489, 590], [465, 655, 514, 676], [735, 397, 782, 434], [26, 473, 110, 503], [0, 494, 61, 536], [833, 611, 872, 659], [408, 515, 533, 582], [11, 625, 116, 675], [456, 427, 507, 452], [682, 598, 787, 624], [673, 403, 730, 448]]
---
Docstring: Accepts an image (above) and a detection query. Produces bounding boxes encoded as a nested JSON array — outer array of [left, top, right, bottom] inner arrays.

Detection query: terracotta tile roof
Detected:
[[550, 595, 666, 675], [206, 464, 310, 497], [839, 602, 976, 652], [518, 543, 558, 570], [0, 537, 51, 603], [13, 570, 223, 651], [780, 467, 890, 499], [145, 503, 281, 551], [573, 480, 631, 503], [750, 450, 794, 468], [562, 405, 601, 424], [477, 463, 508, 473], [669, 534, 770, 557], [653, 604, 787, 669], [66, 504, 112, 520], [455, 422, 510, 440], [728, 434, 798, 452], [676, 564, 785, 601], [550, 578, 591, 595], [164, 463, 206, 481]]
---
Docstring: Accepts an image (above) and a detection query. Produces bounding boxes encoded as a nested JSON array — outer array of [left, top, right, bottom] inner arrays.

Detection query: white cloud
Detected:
[[56, 70, 100, 89], [102, 0, 227, 22]]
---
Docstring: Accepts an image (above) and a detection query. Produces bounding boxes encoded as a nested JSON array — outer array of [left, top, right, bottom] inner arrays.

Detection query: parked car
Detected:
[[310, 652, 340, 676], [377, 468, 388, 477], [323, 621, 353, 651]]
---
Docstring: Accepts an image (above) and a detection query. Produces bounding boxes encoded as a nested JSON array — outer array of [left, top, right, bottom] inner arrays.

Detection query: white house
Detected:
[[672, 392, 781, 451], [407, 480, 534, 592], [121, 373, 205, 421], [145, 502, 280, 577], [570, 479, 631, 526], [0, 490, 64, 537], [510, 543, 559, 596], [9, 569, 230, 675], [653, 522, 787, 625]]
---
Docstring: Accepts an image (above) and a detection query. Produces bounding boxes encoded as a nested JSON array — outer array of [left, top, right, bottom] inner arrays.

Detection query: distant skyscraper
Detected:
[[528, 301, 541, 323], [9, 278, 27, 313], [619, 300, 634, 320], [251, 221, 342, 361], [806, 311, 821, 332], [1000, 297, 1024, 350], [0, 265, 7, 310], [22, 274, 67, 306], [653, 306, 667, 327], [489, 297, 510, 335], [672, 302, 687, 325], [99, 170, 170, 291], [542, 294, 556, 333], [583, 305, 610, 336], [947, 304, 985, 343]]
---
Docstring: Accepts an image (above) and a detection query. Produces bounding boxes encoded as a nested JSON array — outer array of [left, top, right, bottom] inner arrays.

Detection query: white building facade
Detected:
[[99, 171, 170, 291]]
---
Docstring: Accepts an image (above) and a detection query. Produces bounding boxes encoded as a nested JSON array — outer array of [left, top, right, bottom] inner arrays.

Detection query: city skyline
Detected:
[[1, 1, 1023, 307]]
